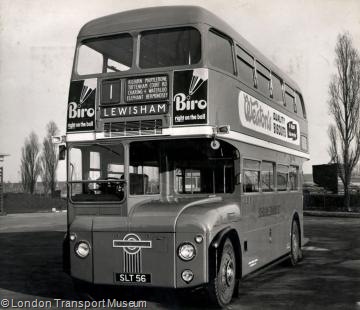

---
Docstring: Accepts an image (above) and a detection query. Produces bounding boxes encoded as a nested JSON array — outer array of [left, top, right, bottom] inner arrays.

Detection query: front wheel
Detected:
[[207, 238, 236, 307], [289, 219, 302, 266]]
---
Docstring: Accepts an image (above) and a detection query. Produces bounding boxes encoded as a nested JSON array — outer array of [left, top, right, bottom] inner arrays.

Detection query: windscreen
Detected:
[[77, 34, 133, 75], [170, 140, 235, 194], [130, 139, 236, 195], [129, 142, 160, 195], [139, 27, 201, 68], [68, 143, 125, 202]]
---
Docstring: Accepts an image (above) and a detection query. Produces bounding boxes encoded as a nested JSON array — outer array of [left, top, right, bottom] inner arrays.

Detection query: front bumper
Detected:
[[69, 230, 207, 288]]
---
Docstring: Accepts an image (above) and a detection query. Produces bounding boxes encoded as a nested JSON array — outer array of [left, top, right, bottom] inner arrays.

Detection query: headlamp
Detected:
[[178, 243, 196, 261], [75, 241, 90, 258]]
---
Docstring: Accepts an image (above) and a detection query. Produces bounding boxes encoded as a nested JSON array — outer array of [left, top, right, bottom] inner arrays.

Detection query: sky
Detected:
[[0, 0, 360, 182]]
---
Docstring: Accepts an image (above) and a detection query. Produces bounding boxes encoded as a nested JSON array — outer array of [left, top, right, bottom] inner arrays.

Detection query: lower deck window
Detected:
[[243, 159, 260, 193], [261, 161, 275, 192], [277, 164, 288, 191], [289, 165, 299, 191]]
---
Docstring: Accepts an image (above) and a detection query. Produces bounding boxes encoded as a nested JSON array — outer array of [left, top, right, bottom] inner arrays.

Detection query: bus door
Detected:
[[242, 159, 272, 270]]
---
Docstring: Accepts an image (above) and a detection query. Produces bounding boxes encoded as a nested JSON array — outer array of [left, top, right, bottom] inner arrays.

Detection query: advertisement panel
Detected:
[[67, 79, 96, 132], [238, 90, 300, 145], [173, 69, 208, 126]]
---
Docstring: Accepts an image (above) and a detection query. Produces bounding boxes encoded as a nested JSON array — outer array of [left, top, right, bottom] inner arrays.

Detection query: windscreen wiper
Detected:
[[106, 65, 120, 72]]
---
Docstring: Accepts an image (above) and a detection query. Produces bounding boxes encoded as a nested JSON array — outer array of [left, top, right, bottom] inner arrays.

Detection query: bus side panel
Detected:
[[207, 68, 308, 155], [207, 69, 239, 128], [235, 142, 304, 276]]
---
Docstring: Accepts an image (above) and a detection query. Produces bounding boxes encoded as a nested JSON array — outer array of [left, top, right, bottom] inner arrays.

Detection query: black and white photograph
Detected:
[[0, 1, 359, 309]]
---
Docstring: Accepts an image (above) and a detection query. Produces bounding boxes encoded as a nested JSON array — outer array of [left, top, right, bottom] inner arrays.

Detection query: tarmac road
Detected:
[[0, 213, 359, 310]]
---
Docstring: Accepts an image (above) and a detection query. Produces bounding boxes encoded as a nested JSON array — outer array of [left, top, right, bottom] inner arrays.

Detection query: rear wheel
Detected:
[[289, 219, 301, 266], [208, 238, 236, 307]]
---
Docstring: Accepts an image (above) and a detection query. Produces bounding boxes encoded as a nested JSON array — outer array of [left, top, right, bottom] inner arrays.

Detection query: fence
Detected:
[[303, 192, 360, 212]]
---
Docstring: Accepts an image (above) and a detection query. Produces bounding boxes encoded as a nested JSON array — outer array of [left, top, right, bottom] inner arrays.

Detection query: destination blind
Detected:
[[126, 75, 168, 102]]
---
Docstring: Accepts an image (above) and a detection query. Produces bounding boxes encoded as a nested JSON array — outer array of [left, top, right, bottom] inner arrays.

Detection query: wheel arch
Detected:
[[209, 227, 242, 281]]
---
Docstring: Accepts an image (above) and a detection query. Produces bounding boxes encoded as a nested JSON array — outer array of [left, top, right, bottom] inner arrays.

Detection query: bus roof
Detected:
[[79, 6, 301, 91]]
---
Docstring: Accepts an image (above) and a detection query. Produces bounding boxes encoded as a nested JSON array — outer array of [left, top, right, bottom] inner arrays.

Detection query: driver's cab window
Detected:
[[68, 144, 125, 202], [129, 142, 160, 195]]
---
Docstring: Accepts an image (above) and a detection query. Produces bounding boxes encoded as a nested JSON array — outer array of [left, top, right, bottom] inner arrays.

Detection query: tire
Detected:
[[289, 219, 302, 266], [208, 238, 236, 308]]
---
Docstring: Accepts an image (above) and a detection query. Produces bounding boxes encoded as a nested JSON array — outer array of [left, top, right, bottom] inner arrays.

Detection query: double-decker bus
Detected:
[[61, 6, 309, 307]]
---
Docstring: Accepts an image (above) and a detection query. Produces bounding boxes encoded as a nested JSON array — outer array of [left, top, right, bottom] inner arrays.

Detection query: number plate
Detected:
[[115, 273, 151, 283]]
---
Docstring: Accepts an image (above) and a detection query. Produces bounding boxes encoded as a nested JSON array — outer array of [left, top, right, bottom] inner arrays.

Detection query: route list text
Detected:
[[126, 75, 168, 102]]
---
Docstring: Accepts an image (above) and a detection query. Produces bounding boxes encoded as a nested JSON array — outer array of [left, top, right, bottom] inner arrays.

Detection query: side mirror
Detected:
[[59, 145, 66, 160]]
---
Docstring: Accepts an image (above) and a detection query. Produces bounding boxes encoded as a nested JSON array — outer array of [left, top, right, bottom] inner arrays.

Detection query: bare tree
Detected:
[[327, 125, 339, 164], [41, 121, 59, 196], [20, 132, 42, 194], [328, 32, 360, 211]]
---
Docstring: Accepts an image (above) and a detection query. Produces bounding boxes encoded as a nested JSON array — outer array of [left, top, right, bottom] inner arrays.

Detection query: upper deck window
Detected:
[[285, 84, 295, 110], [236, 45, 255, 86], [139, 27, 201, 68], [272, 73, 283, 104], [208, 30, 234, 74], [295, 92, 306, 119], [77, 34, 133, 75], [256, 61, 271, 96]]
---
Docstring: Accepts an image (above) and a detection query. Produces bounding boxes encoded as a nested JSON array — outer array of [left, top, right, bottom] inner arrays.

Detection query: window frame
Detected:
[[139, 26, 202, 69], [295, 91, 307, 119], [271, 73, 284, 104], [261, 161, 275, 192], [289, 165, 299, 191], [67, 142, 126, 204], [236, 45, 256, 87], [255, 60, 271, 97], [276, 164, 289, 192], [285, 84, 296, 112], [129, 142, 161, 197], [174, 162, 236, 195], [75, 33, 134, 77], [208, 28, 236, 75], [243, 159, 261, 194]]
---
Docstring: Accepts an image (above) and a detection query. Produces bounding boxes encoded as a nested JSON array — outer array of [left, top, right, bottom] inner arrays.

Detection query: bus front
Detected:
[[64, 8, 239, 299]]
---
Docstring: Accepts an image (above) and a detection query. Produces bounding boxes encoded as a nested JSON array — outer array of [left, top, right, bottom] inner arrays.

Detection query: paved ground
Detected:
[[0, 213, 359, 309]]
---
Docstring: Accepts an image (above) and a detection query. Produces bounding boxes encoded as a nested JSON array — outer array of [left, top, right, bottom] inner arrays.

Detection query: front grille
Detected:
[[123, 251, 142, 273], [104, 120, 162, 137]]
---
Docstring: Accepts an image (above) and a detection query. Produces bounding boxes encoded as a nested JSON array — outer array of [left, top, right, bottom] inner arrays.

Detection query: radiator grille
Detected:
[[123, 251, 142, 273], [104, 120, 162, 137]]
